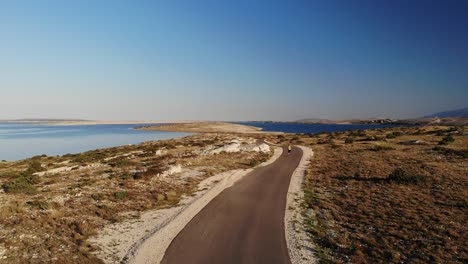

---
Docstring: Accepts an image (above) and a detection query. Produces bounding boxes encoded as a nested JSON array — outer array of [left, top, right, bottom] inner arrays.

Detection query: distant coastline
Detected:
[[242, 117, 468, 126], [0, 119, 203, 126], [2, 117, 467, 127]]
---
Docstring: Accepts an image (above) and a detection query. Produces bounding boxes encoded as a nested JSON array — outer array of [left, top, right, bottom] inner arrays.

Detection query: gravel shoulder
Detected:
[[285, 146, 317, 264], [123, 147, 283, 264]]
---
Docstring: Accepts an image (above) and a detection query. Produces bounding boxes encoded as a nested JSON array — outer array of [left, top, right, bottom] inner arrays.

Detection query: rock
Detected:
[[162, 165, 182, 177], [258, 143, 270, 153], [400, 140, 425, 145], [205, 142, 241, 155], [155, 150, 166, 156]]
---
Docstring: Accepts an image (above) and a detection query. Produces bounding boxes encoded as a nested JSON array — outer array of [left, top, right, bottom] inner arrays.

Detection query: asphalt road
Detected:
[[161, 146, 303, 264]]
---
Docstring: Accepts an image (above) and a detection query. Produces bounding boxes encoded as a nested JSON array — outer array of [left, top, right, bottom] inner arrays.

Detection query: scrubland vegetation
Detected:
[[1, 123, 466, 263], [265, 125, 467, 263], [0, 134, 269, 263]]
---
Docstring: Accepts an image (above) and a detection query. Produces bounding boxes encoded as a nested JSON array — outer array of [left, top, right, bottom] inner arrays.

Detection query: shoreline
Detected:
[[0, 122, 265, 161], [0, 133, 274, 263], [136, 122, 283, 134]]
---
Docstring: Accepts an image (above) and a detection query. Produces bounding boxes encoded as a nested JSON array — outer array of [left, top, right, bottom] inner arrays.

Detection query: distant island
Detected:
[[3, 107, 467, 127], [293, 107, 468, 126], [422, 107, 468, 118]]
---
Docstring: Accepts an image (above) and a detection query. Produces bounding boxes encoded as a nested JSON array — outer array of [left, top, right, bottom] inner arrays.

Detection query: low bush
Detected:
[[26, 199, 49, 210], [113, 191, 127, 199], [134, 165, 167, 180], [388, 168, 426, 184], [2, 172, 40, 194], [348, 130, 366, 137], [71, 150, 107, 163], [439, 135, 455, 145], [249, 159, 259, 166], [432, 146, 468, 158], [106, 158, 137, 168], [370, 145, 394, 151], [386, 131, 403, 139], [27, 160, 44, 173], [345, 137, 355, 144], [0, 171, 20, 179]]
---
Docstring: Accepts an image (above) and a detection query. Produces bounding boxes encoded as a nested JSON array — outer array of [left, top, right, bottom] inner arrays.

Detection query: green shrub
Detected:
[[0, 171, 20, 179], [386, 131, 404, 139], [439, 135, 455, 145], [72, 150, 107, 163], [348, 130, 366, 137], [433, 146, 468, 158], [27, 160, 44, 173], [107, 158, 136, 168], [249, 159, 258, 166], [388, 168, 426, 184], [2, 172, 40, 194], [119, 173, 133, 180], [370, 145, 394, 151], [345, 137, 355, 144], [113, 191, 127, 199]]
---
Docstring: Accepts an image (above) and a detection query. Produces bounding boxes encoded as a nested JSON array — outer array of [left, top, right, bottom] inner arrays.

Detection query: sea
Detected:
[[0, 121, 407, 161], [0, 123, 189, 161], [238, 121, 406, 134]]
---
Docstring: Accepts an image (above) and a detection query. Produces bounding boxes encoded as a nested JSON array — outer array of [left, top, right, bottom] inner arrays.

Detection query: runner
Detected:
[[287, 144, 292, 155]]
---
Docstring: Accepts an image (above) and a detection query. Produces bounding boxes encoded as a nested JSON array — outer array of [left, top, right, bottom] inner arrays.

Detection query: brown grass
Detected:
[[262, 125, 467, 263], [301, 126, 467, 263]]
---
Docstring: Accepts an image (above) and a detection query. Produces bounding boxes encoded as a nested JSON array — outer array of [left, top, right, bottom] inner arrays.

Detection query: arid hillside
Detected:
[[264, 125, 467, 263], [0, 134, 270, 263]]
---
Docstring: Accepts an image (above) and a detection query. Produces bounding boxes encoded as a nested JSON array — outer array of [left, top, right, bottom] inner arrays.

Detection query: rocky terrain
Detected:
[[0, 134, 271, 263]]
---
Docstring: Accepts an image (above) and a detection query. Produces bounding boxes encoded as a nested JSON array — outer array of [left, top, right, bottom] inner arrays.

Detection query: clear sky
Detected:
[[1, 0, 467, 121]]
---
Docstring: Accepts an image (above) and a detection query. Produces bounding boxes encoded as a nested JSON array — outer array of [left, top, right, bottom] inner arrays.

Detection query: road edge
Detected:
[[285, 146, 317, 264], [124, 146, 283, 264]]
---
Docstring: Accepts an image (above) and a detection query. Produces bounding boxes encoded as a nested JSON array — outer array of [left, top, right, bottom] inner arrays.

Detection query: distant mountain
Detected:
[[423, 107, 468, 118], [14, 118, 90, 122]]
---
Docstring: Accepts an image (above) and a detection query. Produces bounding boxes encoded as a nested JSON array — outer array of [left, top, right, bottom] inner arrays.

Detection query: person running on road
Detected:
[[287, 144, 292, 155]]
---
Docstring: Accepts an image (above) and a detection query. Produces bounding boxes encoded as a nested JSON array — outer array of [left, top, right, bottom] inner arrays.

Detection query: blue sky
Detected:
[[1, 0, 467, 121]]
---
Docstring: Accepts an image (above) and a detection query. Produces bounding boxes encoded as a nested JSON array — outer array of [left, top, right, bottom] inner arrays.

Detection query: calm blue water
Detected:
[[238, 122, 407, 134], [0, 123, 189, 161]]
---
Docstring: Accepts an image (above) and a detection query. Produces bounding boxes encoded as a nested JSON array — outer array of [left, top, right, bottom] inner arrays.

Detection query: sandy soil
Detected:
[[90, 147, 282, 264], [285, 146, 317, 264], [137, 122, 279, 134]]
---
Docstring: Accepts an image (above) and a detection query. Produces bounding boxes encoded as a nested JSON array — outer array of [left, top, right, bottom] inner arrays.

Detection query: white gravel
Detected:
[[285, 146, 317, 264]]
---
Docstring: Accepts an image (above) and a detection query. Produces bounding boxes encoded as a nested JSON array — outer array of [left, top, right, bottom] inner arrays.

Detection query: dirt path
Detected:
[[161, 146, 302, 264]]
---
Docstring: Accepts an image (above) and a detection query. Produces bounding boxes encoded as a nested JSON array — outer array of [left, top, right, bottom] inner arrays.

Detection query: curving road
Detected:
[[161, 146, 303, 264]]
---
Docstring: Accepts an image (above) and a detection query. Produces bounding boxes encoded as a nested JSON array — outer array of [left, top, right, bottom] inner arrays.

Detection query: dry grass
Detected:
[[263, 125, 467, 263], [0, 134, 269, 263]]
